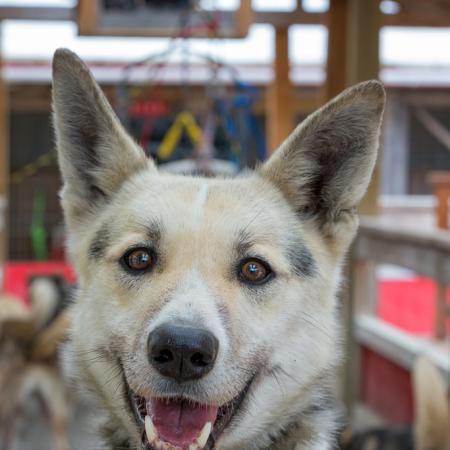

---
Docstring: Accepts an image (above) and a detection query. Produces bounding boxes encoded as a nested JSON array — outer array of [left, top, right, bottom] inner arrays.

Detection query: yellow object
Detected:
[[157, 111, 203, 160], [10, 151, 55, 185]]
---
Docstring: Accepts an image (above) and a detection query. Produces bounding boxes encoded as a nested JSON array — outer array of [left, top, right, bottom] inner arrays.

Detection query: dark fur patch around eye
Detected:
[[235, 230, 256, 257], [89, 223, 111, 259], [286, 239, 316, 278], [89, 220, 162, 261], [235, 230, 315, 279], [145, 221, 162, 244]]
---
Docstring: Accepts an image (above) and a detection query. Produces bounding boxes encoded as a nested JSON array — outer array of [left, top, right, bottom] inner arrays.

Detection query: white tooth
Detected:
[[145, 415, 157, 443], [189, 444, 199, 450], [196, 422, 212, 448]]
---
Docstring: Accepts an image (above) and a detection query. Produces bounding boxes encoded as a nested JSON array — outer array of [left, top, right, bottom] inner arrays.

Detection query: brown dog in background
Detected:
[[341, 357, 450, 450], [0, 278, 72, 450]]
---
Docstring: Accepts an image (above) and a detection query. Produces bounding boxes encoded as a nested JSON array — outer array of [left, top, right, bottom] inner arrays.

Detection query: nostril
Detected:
[[153, 349, 173, 364], [190, 352, 209, 367]]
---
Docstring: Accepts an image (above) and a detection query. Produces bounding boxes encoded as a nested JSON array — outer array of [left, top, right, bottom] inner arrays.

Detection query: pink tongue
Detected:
[[147, 398, 218, 448]]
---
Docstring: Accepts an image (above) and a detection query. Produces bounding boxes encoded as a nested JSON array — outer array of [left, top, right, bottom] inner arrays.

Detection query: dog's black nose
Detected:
[[148, 324, 219, 382]]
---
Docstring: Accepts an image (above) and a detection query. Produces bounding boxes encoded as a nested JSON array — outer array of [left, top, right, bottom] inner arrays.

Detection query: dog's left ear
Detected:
[[260, 80, 385, 230]]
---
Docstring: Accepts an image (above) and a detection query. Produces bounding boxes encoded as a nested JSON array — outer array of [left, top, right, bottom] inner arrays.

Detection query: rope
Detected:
[[10, 151, 56, 185]]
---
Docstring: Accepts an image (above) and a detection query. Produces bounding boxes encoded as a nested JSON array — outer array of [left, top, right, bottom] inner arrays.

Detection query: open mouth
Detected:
[[129, 380, 253, 450]]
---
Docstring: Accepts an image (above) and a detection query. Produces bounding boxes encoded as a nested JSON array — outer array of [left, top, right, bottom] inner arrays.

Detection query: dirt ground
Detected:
[[6, 397, 101, 450]]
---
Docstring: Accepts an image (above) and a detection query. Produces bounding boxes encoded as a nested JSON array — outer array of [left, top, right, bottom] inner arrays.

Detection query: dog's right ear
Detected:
[[52, 48, 153, 224]]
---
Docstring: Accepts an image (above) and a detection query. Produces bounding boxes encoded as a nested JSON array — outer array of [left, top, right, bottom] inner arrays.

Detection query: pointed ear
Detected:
[[260, 80, 385, 229], [52, 48, 153, 224]]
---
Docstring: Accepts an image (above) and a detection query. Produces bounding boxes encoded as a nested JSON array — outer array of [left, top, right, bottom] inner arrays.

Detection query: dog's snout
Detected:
[[148, 324, 219, 382]]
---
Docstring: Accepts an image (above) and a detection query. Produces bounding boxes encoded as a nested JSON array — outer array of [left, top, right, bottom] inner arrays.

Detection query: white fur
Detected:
[[147, 269, 230, 357], [192, 184, 209, 225]]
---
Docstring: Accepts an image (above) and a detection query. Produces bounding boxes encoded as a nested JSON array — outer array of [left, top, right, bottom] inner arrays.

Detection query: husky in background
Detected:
[[341, 357, 450, 450], [0, 277, 72, 450], [52, 48, 385, 450]]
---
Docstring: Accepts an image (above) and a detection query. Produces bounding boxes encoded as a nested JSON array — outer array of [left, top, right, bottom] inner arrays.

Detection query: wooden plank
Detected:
[[415, 108, 450, 153], [254, 10, 324, 27], [236, 0, 254, 38], [436, 184, 450, 229], [2, 5, 450, 27], [346, 0, 380, 84], [325, 0, 348, 100], [325, 0, 381, 214], [327, 0, 381, 413], [77, 0, 252, 38], [428, 171, 450, 229], [355, 218, 450, 288], [353, 259, 378, 315], [355, 314, 450, 376], [77, 0, 98, 36], [326, 0, 354, 411], [435, 283, 447, 340], [383, 11, 450, 28], [356, 233, 441, 281], [254, 10, 450, 28], [0, 35, 8, 284], [347, 0, 381, 216], [0, 6, 74, 21], [266, 27, 295, 153], [360, 217, 450, 252]]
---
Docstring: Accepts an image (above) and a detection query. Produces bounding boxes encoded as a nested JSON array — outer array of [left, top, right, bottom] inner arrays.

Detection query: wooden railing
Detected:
[[345, 217, 450, 409], [352, 217, 450, 340]]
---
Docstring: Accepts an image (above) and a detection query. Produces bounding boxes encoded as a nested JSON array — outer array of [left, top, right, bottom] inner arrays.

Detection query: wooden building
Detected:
[[0, 0, 449, 430]]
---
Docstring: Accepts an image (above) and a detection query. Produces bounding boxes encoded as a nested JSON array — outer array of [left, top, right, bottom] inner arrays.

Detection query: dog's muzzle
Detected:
[[142, 324, 219, 449], [127, 323, 254, 450]]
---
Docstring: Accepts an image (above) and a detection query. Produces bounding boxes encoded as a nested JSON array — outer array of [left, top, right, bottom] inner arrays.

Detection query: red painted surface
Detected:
[[360, 276, 450, 424], [378, 276, 450, 336], [361, 346, 414, 425], [2, 261, 76, 307], [129, 99, 170, 118]]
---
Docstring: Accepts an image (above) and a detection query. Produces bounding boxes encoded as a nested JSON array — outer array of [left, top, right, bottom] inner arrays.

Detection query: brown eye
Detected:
[[123, 248, 155, 273], [239, 258, 273, 285]]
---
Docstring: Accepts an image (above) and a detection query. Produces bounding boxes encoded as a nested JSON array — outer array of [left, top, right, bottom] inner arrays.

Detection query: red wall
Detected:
[[361, 346, 414, 425]]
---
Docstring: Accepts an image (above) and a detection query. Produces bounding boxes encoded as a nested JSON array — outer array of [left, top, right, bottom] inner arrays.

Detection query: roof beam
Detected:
[[0, 7, 75, 21], [0, 5, 449, 28]]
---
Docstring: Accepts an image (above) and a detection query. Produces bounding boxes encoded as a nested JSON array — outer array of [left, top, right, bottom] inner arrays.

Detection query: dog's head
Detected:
[[52, 49, 385, 450]]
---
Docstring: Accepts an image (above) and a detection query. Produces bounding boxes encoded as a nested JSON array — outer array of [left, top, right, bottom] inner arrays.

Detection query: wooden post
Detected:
[[435, 283, 447, 340], [435, 182, 450, 230], [346, 0, 380, 87], [266, 27, 295, 154], [325, 0, 348, 100], [353, 260, 378, 316], [347, 0, 381, 216], [428, 171, 450, 229], [77, 0, 99, 36], [0, 24, 8, 288], [326, 0, 382, 415], [326, 0, 381, 215]]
